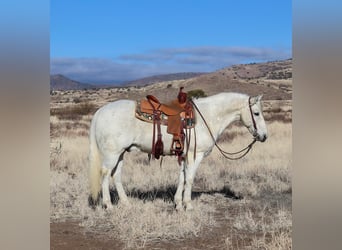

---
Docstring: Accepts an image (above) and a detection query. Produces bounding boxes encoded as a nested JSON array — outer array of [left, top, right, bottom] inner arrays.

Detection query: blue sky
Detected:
[[51, 0, 292, 84]]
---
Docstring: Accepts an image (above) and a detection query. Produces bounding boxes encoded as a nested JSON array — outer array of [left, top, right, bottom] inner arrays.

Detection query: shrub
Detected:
[[188, 89, 207, 99], [50, 102, 97, 120], [73, 97, 81, 103]]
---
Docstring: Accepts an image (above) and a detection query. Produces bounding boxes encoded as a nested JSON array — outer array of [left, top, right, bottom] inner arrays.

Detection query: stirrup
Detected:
[[175, 141, 182, 150], [171, 138, 183, 153]]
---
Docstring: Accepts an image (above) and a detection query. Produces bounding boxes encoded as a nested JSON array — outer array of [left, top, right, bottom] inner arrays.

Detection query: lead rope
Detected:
[[189, 99, 257, 160]]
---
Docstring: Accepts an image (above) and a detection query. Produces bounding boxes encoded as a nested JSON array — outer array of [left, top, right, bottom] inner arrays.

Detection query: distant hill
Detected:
[[132, 59, 292, 101], [50, 59, 292, 101], [181, 59, 292, 100], [124, 72, 207, 87], [50, 74, 95, 90]]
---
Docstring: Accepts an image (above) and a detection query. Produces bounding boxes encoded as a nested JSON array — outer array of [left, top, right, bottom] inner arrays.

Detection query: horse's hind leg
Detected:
[[101, 152, 128, 209], [112, 156, 130, 206], [101, 168, 113, 209]]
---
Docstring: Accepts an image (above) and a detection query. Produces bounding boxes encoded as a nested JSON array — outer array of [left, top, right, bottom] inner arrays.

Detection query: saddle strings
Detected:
[[189, 99, 257, 160]]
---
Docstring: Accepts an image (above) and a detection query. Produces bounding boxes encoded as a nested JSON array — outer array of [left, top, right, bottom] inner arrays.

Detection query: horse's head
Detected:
[[240, 95, 268, 142]]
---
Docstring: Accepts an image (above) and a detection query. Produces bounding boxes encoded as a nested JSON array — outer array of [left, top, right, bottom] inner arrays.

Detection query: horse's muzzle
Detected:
[[258, 134, 267, 142]]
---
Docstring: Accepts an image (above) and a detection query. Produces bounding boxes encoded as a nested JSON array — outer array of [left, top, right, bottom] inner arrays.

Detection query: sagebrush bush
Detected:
[[188, 89, 207, 99], [50, 102, 97, 120]]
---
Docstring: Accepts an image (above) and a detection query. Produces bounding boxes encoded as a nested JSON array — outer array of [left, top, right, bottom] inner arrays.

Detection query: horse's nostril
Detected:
[[258, 134, 267, 142]]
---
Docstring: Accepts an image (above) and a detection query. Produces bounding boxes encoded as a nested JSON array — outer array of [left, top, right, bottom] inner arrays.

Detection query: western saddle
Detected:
[[135, 87, 195, 160]]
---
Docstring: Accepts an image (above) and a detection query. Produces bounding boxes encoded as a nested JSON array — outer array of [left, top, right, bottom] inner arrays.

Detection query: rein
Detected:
[[190, 98, 257, 160]]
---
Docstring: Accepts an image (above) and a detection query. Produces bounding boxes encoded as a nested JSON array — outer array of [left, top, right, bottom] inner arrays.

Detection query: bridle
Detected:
[[248, 96, 258, 138], [190, 97, 258, 160]]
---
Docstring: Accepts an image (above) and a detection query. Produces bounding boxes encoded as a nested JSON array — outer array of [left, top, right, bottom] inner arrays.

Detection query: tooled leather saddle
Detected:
[[135, 87, 195, 160]]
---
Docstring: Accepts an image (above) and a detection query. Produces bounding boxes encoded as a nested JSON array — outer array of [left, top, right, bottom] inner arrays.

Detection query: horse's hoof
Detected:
[[175, 203, 184, 211], [119, 200, 131, 208], [185, 203, 194, 211], [103, 203, 114, 210]]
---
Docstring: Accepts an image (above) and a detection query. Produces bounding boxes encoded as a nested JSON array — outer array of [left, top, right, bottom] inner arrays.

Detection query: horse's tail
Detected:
[[88, 112, 102, 203]]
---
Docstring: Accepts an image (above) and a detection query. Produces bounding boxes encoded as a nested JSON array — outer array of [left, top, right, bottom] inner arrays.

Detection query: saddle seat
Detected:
[[140, 95, 184, 116]]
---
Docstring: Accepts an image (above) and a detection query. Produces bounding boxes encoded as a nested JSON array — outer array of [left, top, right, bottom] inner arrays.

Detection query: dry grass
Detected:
[[50, 114, 92, 138], [50, 136, 217, 248], [50, 119, 291, 249], [50, 102, 97, 121], [81, 198, 217, 249]]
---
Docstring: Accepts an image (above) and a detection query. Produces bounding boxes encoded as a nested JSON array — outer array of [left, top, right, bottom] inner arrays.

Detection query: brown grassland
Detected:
[[50, 85, 292, 249]]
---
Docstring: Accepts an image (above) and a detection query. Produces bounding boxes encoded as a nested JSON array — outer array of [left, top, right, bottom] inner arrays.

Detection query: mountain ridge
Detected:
[[50, 58, 292, 101], [50, 74, 96, 90]]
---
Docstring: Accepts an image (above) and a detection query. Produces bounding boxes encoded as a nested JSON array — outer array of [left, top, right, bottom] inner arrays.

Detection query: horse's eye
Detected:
[[254, 112, 260, 116]]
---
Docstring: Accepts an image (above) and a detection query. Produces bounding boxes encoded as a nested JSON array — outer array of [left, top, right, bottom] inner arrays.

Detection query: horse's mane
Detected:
[[194, 92, 248, 107]]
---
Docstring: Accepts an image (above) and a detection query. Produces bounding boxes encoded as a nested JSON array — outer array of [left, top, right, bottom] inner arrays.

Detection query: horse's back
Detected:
[[95, 99, 136, 117], [92, 99, 135, 125]]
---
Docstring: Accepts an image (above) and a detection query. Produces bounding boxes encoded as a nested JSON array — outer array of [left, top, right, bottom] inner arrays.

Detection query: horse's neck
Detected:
[[195, 93, 246, 140]]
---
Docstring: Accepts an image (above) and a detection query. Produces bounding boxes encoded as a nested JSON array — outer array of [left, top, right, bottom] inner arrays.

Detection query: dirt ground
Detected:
[[50, 212, 230, 250], [51, 221, 123, 250], [50, 220, 228, 250]]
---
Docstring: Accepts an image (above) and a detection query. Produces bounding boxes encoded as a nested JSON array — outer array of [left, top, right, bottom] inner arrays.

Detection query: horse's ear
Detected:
[[250, 95, 262, 105], [257, 94, 263, 102], [250, 96, 257, 105]]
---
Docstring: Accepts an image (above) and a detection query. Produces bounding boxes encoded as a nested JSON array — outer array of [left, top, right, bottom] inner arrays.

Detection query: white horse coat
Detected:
[[88, 92, 267, 210]]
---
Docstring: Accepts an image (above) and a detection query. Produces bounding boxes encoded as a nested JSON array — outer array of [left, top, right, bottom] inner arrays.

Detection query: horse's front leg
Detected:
[[174, 161, 185, 211], [183, 153, 204, 211]]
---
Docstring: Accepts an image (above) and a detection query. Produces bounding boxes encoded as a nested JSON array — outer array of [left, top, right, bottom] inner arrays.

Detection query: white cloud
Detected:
[[51, 46, 291, 84]]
